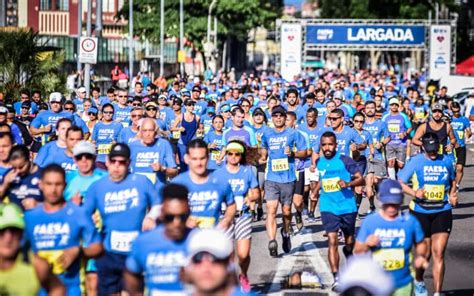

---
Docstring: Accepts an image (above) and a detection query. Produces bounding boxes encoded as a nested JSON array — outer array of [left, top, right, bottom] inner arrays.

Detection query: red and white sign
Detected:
[[79, 37, 98, 64]]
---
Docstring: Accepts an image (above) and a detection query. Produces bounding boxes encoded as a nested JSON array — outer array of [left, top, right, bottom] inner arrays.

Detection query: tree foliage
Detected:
[[119, 0, 282, 50], [0, 29, 66, 101]]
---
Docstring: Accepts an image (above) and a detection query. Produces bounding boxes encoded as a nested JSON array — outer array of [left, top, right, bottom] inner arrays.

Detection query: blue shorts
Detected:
[[96, 251, 127, 295], [355, 156, 367, 176], [321, 212, 357, 236]]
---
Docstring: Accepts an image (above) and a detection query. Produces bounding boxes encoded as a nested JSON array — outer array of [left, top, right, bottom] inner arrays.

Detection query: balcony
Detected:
[[39, 11, 69, 36]]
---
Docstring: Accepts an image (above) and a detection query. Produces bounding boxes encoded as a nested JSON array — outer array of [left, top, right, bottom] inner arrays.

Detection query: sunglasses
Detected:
[[433, 110, 443, 113], [241, 104, 250, 107], [329, 117, 341, 121], [109, 158, 128, 165], [227, 152, 242, 157], [353, 120, 364, 123], [191, 252, 228, 265], [64, 107, 74, 111], [146, 107, 157, 111], [21, 106, 29, 109], [103, 111, 114, 115], [74, 153, 94, 161], [88, 112, 97, 116], [186, 103, 196, 107], [163, 213, 189, 224], [132, 103, 141, 106], [131, 114, 143, 118], [118, 95, 127, 98]]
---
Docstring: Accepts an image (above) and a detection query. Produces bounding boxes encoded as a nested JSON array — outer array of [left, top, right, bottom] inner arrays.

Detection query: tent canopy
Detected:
[[456, 55, 474, 75]]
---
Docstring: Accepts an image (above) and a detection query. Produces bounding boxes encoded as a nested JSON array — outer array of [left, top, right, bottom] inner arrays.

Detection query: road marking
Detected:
[[267, 227, 333, 295]]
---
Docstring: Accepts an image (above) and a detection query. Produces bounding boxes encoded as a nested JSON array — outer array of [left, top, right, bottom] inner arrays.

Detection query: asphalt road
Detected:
[[247, 149, 474, 295]]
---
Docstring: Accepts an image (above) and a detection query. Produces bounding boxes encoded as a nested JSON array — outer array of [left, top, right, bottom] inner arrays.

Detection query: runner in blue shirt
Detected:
[[129, 118, 178, 190], [354, 179, 428, 295], [118, 107, 143, 144], [217, 141, 259, 292], [113, 89, 132, 127], [0, 145, 43, 211], [125, 184, 193, 295], [449, 102, 471, 187], [326, 108, 365, 157], [250, 108, 268, 221], [283, 88, 305, 124], [84, 143, 161, 295], [0, 131, 13, 176], [260, 106, 307, 256], [398, 133, 457, 296], [314, 88, 328, 119], [40, 125, 83, 173], [91, 103, 123, 166], [315, 131, 364, 290], [24, 164, 103, 296], [203, 115, 225, 172], [35, 118, 71, 168], [172, 139, 236, 229]]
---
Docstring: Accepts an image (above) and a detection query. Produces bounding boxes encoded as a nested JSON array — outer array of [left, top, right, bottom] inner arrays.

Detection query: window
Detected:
[[103, 0, 115, 12], [40, 0, 52, 10], [56, 0, 69, 11]]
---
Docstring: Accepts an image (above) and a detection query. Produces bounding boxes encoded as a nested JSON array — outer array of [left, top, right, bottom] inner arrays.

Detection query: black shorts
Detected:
[[455, 146, 466, 166], [294, 171, 305, 195], [96, 251, 127, 295], [410, 209, 452, 236], [321, 212, 357, 236], [30, 140, 42, 153]]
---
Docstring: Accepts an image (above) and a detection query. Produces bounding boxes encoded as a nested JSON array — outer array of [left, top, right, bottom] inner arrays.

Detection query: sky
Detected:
[[284, 0, 304, 7]]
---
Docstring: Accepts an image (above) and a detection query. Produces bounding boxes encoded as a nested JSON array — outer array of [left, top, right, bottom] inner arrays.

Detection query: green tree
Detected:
[[0, 29, 66, 101]]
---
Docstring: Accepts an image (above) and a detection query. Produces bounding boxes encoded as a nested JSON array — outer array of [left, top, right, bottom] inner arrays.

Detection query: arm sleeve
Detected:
[[355, 222, 370, 243]]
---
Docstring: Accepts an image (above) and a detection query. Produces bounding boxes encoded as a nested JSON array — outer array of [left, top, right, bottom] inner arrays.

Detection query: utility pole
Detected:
[[96, 0, 103, 37], [77, 0, 82, 86], [179, 0, 184, 76], [129, 0, 134, 90], [84, 0, 92, 97], [160, 0, 164, 77]]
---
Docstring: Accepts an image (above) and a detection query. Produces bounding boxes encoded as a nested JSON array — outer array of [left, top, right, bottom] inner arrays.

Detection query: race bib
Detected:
[[110, 230, 139, 252], [271, 158, 289, 172], [137, 172, 157, 184], [424, 184, 445, 201], [438, 144, 444, 155], [456, 130, 465, 140], [388, 124, 400, 133], [193, 216, 216, 229], [211, 150, 220, 161], [172, 131, 181, 140], [37, 250, 65, 274], [235, 195, 244, 211], [321, 177, 341, 193], [121, 122, 129, 128], [373, 248, 405, 271], [97, 143, 112, 155], [415, 112, 425, 119]]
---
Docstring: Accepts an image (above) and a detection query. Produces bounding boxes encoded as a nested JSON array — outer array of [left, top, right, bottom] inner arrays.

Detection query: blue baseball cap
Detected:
[[220, 104, 231, 112], [378, 179, 403, 205], [88, 106, 99, 114], [207, 107, 216, 114]]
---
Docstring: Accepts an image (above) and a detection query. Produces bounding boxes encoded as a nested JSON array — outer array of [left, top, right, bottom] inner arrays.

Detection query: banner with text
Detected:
[[281, 23, 302, 81], [306, 24, 426, 46], [429, 25, 451, 80]]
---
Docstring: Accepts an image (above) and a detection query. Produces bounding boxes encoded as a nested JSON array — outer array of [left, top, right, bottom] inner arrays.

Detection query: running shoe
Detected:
[[306, 211, 315, 222], [414, 280, 428, 296], [268, 240, 278, 257], [239, 274, 251, 293], [331, 280, 339, 292], [281, 228, 292, 253], [295, 211, 304, 231]]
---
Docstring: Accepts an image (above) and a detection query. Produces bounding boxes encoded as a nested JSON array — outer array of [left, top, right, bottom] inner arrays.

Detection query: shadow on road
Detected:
[[444, 289, 474, 296]]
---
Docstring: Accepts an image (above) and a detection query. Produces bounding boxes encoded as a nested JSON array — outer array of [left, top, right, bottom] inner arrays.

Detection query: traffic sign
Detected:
[[79, 37, 98, 64]]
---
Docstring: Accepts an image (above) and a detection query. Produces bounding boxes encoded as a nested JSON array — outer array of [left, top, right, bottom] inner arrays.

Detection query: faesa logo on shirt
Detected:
[[62, 162, 77, 171], [146, 251, 187, 268], [33, 222, 71, 248], [374, 228, 406, 247], [104, 188, 140, 213]]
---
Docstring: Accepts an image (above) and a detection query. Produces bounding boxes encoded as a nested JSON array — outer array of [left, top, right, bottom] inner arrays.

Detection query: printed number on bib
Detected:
[[172, 131, 181, 140], [211, 150, 220, 161], [193, 216, 216, 229], [97, 144, 112, 155], [438, 144, 443, 155], [424, 184, 445, 201], [457, 130, 465, 140], [271, 158, 289, 172], [388, 124, 400, 133], [373, 248, 405, 271], [415, 112, 425, 119], [322, 177, 341, 193], [37, 250, 65, 274], [110, 230, 139, 252]]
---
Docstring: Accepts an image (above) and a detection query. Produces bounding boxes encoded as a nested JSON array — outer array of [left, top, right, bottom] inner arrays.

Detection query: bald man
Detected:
[[129, 118, 178, 190]]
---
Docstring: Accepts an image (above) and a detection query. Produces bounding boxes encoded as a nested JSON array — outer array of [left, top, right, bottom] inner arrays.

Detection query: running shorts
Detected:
[[225, 214, 252, 240], [304, 167, 319, 185], [367, 159, 387, 179], [320, 212, 357, 236], [264, 180, 295, 206], [455, 146, 466, 166], [386, 144, 407, 163], [410, 209, 452, 236], [294, 171, 305, 196], [96, 251, 127, 295]]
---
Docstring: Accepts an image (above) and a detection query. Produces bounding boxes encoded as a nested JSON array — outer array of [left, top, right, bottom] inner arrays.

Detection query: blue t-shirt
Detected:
[[158, 107, 174, 124], [382, 113, 412, 146], [126, 226, 191, 294], [398, 154, 455, 214], [251, 125, 268, 148], [358, 129, 373, 158], [30, 110, 74, 137], [71, 113, 89, 134], [14, 101, 38, 115], [216, 165, 258, 214], [193, 100, 207, 116], [222, 126, 257, 147], [24, 203, 100, 288], [313, 101, 327, 118], [92, 121, 123, 162], [129, 139, 176, 188], [0, 168, 43, 210], [203, 131, 224, 171], [363, 119, 389, 161], [118, 127, 138, 144], [172, 171, 234, 228], [356, 212, 424, 288], [450, 116, 470, 147], [35, 141, 65, 167], [64, 168, 108, 201], [113, 105, 132, 127], [322, 126, 363, 157], [84, 173, 159, 254], [295, 129, 311, 170], [298, 123, 322, 165], [39, 149, 76, 172], [261, 128, 305, 183], [316, 153, 359, 215]]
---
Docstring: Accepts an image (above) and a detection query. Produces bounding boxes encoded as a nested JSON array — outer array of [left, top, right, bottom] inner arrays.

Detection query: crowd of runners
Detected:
[[0, 68, 470, 296]]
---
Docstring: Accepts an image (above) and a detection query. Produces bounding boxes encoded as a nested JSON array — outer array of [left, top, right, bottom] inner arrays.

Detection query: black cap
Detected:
[[253, 107, 265, 117], [173, 97, 183, 106], [109, 143, 131, 159], [184, 99, 196, 106], [21, 101, 31, 108], [271, 105, 287, 116], [192, 86, 201, 92], [422, 133, 440, 153]]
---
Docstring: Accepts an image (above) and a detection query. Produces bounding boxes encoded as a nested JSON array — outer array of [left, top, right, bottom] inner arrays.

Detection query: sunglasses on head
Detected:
[[21, 106, 29, 109], [74, 153, 94, 161], [191, 252, 228, 265], [163, 213, 189, 224]]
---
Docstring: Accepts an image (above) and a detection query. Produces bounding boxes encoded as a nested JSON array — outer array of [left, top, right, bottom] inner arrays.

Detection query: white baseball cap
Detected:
[[338, 255, 394, 295], [73, 141, 96, 157], [76, 86, 86, 94], [187, 229, 233, 260], [49, 92, 62, 103]]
